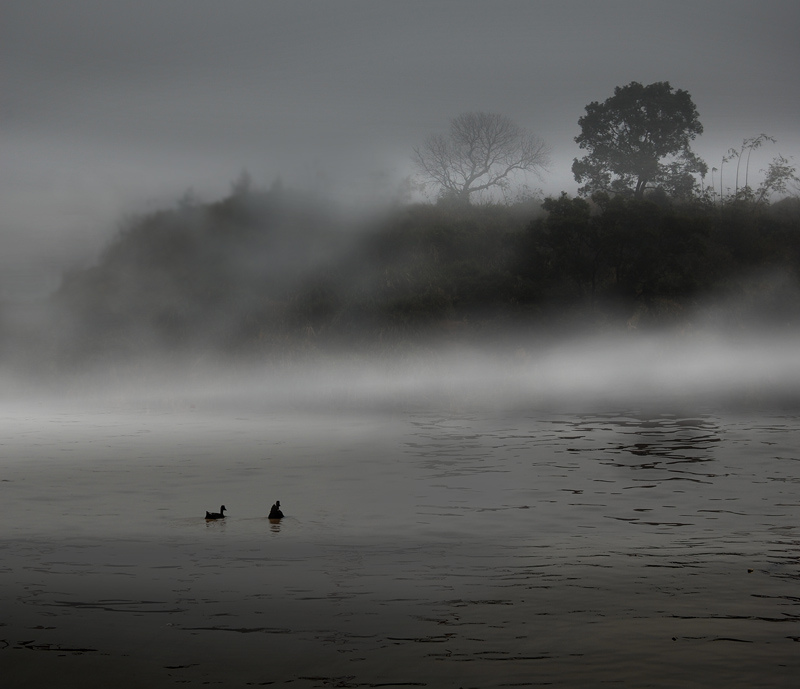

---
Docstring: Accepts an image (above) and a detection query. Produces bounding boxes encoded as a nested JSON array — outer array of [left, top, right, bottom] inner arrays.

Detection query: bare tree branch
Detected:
[[413, 112, 550, 203]]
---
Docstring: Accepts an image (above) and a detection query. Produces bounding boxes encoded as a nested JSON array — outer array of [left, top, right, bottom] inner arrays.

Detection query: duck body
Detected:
[[205, 505, 227, 520], [268, 501, 284, 520]]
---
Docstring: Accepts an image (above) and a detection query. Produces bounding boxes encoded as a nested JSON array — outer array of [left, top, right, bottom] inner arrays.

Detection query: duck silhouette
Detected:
[[205, 505, 227, 520], [268, 501, 284, 520]]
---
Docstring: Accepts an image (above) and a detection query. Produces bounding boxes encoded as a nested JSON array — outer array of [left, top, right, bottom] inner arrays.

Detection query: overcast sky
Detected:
[[2, 0, 799, 298]]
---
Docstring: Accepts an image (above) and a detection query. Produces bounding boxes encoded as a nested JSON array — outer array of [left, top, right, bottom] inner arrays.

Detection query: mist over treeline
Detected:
[[2, 175, 799, 377]]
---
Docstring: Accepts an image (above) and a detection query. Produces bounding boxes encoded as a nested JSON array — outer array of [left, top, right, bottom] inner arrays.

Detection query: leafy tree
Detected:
[[413, 112, 550, 204], [572, 81, 707, 199]]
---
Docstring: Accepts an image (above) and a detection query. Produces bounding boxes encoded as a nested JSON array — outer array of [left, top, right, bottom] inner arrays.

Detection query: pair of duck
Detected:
[[205, 501, 284, 520]]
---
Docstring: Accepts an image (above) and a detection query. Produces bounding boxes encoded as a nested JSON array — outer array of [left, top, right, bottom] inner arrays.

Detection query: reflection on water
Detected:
[[1, 404, 799, 687]]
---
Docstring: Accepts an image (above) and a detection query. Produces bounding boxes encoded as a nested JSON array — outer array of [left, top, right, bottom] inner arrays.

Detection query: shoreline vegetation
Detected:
[[2, 182, 800, 375]]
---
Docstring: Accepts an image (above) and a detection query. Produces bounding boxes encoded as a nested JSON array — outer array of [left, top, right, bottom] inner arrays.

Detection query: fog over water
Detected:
[[3, 354, 800, 687], [3, 262, 800, 687], [59, 332, 800, 413]]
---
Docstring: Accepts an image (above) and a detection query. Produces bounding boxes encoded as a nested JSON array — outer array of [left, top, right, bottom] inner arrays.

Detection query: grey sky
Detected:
[[2, 0, 799, 297]]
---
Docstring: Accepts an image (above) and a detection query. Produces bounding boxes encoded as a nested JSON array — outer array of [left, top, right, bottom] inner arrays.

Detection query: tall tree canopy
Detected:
[[413, 112, 550, 204], [572, 81, 707, 199]]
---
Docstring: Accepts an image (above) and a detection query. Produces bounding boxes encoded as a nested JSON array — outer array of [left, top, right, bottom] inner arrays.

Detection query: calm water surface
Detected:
[[2, 399, 799, 687]]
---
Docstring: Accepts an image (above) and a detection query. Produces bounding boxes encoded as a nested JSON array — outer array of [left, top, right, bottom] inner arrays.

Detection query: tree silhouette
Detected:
[[572, 82, 707, 199], [413, 112, 550, 204]]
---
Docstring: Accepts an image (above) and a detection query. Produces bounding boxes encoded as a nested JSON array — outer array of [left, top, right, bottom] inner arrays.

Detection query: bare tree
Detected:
[[413, 112, 550, 204]]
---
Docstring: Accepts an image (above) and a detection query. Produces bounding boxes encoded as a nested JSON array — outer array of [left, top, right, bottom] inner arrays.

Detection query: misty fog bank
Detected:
[[2, 328, 799, 416], [1, 182, 799, 410]]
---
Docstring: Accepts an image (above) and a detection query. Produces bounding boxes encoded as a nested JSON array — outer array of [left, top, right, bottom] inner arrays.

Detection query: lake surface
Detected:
[[2, 350, 800, 687]]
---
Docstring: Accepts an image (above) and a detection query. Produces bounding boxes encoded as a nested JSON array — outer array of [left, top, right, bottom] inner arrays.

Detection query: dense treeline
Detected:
[[523, 192, 800, 327], [29, 182, 799, 367]]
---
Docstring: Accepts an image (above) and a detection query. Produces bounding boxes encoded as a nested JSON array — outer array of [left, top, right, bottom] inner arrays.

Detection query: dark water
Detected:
[[2, 401, 799, 687]]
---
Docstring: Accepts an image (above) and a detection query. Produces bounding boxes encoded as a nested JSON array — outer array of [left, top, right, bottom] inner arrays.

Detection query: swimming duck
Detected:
[[268, 501, 284, 519], [205, 505, 227, 520]]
